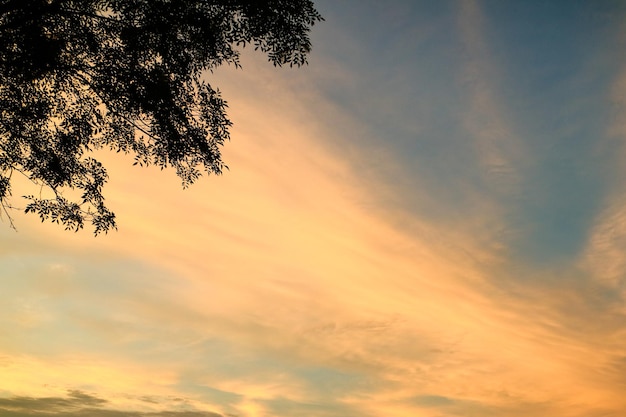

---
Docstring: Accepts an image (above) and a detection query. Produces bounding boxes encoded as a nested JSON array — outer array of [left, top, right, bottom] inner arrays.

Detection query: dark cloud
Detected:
[[412, 395, 455, 407], [260, 397, 356, 417], [0, 390, 106, 412], [139, 396, 160, 404], [67, 390, 109, 407], [0, 412, 225, 417], [0, 391, 225, 417]]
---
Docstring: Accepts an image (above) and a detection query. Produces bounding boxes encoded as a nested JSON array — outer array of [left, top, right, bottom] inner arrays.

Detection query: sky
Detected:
[[2, 1, 626, 416]]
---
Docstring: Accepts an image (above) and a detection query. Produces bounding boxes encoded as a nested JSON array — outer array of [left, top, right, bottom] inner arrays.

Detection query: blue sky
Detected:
[[2, 1, 626, 416]]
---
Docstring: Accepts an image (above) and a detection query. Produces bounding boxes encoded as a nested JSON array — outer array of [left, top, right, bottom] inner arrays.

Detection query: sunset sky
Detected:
[[3, 1, 626, 416]]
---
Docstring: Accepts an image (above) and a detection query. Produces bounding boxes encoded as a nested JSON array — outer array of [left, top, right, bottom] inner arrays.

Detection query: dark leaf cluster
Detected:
[[0, 0, 322, 234]]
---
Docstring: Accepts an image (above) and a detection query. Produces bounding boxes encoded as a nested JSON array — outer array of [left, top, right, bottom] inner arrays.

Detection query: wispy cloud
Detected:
[[581, 63, 626, 289], [455, 0, 527, 248]]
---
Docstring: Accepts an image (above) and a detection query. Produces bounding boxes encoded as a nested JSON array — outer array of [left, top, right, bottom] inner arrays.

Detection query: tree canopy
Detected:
[[0, 0, 322, 234]]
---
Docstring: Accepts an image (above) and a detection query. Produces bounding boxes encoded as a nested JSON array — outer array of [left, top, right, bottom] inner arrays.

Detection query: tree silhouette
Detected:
[[0, 0, 322, 234]]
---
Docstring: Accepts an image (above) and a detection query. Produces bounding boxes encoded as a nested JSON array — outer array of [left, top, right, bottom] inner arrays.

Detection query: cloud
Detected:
[[457, 0, 525, 192], [0, 391, 226, 417], [581, 63, 626, 289], [0, 390, 106, 412]]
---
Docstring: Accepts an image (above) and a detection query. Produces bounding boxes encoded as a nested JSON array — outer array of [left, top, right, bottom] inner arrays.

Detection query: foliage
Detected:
[[0, 0, 322, 234]]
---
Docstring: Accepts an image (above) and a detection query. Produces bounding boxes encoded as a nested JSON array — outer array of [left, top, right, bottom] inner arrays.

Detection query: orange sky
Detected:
[[2, 1, 626, 416]]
